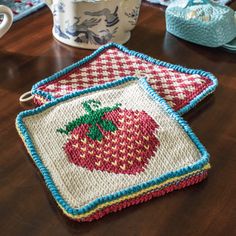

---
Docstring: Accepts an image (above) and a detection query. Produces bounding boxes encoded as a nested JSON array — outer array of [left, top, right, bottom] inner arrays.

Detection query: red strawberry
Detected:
[[57, 100, 160, 175]]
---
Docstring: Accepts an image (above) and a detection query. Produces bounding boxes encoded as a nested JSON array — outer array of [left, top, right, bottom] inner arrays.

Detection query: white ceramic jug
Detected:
[[0, 5, 13, 38], [44, 0, 142, 49]]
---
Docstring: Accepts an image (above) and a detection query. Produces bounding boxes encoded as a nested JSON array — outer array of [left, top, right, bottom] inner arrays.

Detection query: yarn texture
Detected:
[[0, 0, 45, 22], [32, 43, 218, 115], [16, 78, 210, 222]]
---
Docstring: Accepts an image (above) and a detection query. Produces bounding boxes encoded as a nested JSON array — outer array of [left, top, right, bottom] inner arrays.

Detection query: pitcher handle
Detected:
[[0, 5, 13, 38]]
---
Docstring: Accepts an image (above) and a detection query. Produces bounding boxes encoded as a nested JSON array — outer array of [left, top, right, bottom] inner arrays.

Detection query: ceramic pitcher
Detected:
[[0, 5, 13, 38], [44, 0, 142, 49]]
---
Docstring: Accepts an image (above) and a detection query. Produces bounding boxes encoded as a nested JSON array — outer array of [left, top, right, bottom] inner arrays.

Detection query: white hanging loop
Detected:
[[19, 91, 34, 102]]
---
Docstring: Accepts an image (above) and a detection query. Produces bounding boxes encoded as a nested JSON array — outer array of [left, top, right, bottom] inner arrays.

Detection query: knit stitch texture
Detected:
[[0, 0, 45, 22], [32, 43, 218, 115], [16, 77, 210, 222]]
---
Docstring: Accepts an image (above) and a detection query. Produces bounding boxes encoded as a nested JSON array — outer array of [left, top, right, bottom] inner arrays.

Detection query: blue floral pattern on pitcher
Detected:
[[45, 0, 142, 49]]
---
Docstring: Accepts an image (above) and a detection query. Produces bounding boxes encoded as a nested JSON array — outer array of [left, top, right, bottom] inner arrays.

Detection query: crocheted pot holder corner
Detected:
[[16, 77, 210, 222], [32, 43, 218, 115], [0, 0, 45, 22]]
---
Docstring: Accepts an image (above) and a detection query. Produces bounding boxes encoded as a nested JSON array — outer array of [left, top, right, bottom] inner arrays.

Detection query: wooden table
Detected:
[[1, 2, 236, 236]]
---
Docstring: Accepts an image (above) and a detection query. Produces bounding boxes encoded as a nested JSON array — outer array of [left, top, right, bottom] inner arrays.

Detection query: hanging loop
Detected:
[[19, 91, 34, 102]]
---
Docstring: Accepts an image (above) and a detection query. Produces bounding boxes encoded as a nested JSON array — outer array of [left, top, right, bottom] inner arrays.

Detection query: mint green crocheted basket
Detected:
[[166, 0, 236, 48]]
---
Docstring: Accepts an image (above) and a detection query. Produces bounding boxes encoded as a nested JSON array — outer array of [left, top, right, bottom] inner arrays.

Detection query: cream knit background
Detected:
[[23, 80, 201, 209]]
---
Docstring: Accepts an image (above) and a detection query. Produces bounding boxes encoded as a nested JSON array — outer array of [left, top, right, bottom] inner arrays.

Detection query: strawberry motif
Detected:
[[57, 100, 160, 175]]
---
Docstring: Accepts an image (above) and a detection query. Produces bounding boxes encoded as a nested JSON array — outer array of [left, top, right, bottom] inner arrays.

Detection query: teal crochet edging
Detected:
[[17, 77, 210, 216], [14, 2, 45, 22], [31, 42, 218, 115]]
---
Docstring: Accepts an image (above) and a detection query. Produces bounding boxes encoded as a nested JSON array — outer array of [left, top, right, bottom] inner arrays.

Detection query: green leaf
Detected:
[[87, 125, 103, 141], [99, 119, 117, 132], [56, 100, 121, 137]]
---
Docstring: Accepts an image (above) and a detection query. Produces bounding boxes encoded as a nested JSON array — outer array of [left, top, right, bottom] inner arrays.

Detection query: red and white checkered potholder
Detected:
[[32, 43, 218, 114]]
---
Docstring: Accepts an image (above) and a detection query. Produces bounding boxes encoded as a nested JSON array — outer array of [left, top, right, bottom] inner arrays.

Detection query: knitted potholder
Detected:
[[0, 0, 45, 22], [16, 77, 210, 222], [32, 43, 218, 115], [145, 0, 231, 7]]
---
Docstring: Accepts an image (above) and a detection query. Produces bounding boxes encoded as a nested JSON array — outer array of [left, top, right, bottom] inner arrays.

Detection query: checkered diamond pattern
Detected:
[[38, 48, 213, 111]]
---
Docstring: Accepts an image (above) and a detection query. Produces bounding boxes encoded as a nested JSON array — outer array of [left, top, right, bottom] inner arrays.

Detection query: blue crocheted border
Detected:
[[14, 2, 45, 22], [17, 77, 209, 217], [32, 42, 218, 115]]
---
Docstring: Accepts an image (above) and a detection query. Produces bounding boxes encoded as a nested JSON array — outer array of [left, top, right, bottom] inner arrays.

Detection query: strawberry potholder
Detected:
[[16, 77, 210, 222], [31, 43, 218, 115]]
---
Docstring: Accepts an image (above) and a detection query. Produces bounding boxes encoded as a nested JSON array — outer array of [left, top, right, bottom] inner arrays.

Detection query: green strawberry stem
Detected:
[[57, 100, 121, 141]]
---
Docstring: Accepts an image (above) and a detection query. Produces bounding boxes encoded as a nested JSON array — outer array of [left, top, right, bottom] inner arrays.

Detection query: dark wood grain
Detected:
[[1, 2, 236, 236]]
